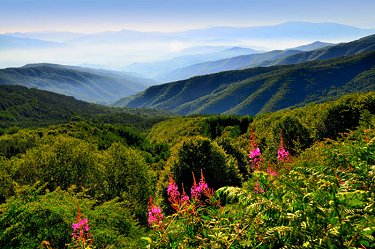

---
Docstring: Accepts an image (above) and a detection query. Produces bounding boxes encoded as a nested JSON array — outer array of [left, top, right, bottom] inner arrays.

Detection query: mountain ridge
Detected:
[[117, 50, 375, 115], [0, 63, 154, 104], [158, 34, 375, 81]]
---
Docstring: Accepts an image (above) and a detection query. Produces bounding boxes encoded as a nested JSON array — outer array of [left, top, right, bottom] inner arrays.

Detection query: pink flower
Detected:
[[254, 182, 265, 194], [191, 183, 201, 200], [181, 194, 190, 203], [250, 147, 261, 158], [249, 147, 262, 170], [71, 217, 90, 239], [167, 177, 180, 200], [148, 197, 163, 227], [191, 171, 211, 200], [267, 167, 277, 176], [277, 133, 290, 162], [277, 147, 290, 161]]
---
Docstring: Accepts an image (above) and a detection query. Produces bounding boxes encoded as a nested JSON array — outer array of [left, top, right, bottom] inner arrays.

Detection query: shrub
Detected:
[[0, 184, 146, 249], [102, 143, 153, 223], [164, 136, 242, 202]]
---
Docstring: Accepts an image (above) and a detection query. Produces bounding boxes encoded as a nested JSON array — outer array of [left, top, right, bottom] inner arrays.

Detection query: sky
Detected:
[[1, 0, 375, 33]]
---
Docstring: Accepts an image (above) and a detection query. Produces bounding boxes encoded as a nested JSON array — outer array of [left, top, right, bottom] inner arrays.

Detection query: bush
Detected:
[[273, 115, 312, 155], [0, 184, 146, 249], [102, 143, 153, 223], [316, 103, 361, 140], [165, 136, 242, 200]]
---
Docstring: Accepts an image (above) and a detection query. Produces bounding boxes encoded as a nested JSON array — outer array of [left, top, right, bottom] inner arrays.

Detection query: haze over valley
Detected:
[[1, 1, 375, 248]]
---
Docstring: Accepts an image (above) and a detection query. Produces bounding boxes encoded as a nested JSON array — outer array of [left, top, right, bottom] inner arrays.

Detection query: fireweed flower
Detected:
[[249, 147, 262, 170], [72, 218, 90, 239], [254, 181, 265, 194], [71, 208, 93, 248], [167, 176, 180, 206], [277, 147, 290, 161], [249, 130, 262, 170], [191, 172, 201, 200], [180, 183, 190, 205], [278, 133, 290, 162], [191, 170, 213, 201], [181, 194, 190, 203], [267, 167, 277, 177], [148, 197, 163, 227]]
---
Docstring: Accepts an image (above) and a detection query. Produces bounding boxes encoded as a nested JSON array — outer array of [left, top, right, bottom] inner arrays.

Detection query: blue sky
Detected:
[[1, 0, 375, 33]]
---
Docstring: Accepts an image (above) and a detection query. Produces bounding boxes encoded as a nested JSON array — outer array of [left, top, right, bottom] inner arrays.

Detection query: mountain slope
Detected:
[[160, 34, 375, 81], [0, 85, 105, 128], [288, 41, 334, 51], [0, 85, 171, 129], [0, 63, 154, 104], [157, 50, 302, 82], [269, 34, 375, 65], [118, 51, 375, 115]]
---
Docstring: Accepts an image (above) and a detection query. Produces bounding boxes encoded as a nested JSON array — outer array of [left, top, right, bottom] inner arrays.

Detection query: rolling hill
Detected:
[[0, 63, 155, 104], [117, 51, 375, 115], [0, 85, 106, 128], [0, 85, 171, 129], [158, 34, 375, 81]]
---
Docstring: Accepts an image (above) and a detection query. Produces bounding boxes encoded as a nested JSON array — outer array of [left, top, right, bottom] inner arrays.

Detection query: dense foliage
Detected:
[[124, 50, 375, 115], [0, 89, 374, 248], [0, 85, 170, 131]]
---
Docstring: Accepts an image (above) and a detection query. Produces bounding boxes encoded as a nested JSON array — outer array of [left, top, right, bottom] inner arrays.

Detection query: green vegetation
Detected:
[[0, 85, 171, 131], [117, 33, 375, 91], [0, 80, 374, 248], [0, 63, 155, 104], [123, 50, 375, 115]]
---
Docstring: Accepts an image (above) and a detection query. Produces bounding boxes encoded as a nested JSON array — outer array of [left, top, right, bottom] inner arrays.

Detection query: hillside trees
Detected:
[[165, 136, 242, 195]]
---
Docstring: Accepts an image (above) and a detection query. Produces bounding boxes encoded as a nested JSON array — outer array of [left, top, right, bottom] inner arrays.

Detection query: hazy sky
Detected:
[[1, 0, 375, 33]]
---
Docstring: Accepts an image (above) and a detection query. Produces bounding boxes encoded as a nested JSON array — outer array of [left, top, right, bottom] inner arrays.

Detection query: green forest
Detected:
[[0, 86, 374, 248]]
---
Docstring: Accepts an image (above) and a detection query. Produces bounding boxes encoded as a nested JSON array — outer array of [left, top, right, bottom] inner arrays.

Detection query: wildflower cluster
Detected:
[[72, 218, 89, 239], [277, 133, 290, 162], [147, 197, 163, 228], [249, 130, 262, 170], [148, 171, 221, 247], [191, 171, 210, 201], [70, 208, 93, 249], [167, 176, 180, 207], [248, 132, 291, 194]]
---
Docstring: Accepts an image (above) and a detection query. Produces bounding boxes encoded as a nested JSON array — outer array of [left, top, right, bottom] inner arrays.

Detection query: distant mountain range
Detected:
[[117, 34, 375, 115], [155, 49, 303, 82], [63, 22, 375, 46], [0, 64, 156, 104], [287, 41, 334, 51], [157, 34, 375, 82], [1, 22, 374, 70], [0, 35, 67, 50], [124, 47, 261, 79], [174, 22, 374, 41]]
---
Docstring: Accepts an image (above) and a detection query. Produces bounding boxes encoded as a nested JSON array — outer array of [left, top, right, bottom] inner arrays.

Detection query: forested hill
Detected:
[[157, 33, 375, 81], [270, 33, 375, 66], [0, 63, 153, 104], [118, 51, 375, 115], [0, 85, 170, 130]]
